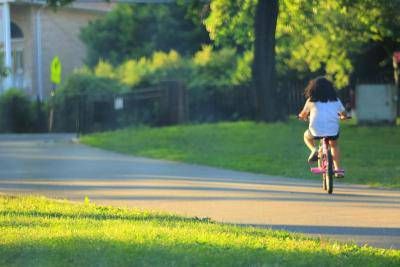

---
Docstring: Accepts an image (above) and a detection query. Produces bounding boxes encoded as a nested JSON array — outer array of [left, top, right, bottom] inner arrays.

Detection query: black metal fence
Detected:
[[52, 84, 183, 134], [188, 85, 256, 122], [51, 81, 357, 134]]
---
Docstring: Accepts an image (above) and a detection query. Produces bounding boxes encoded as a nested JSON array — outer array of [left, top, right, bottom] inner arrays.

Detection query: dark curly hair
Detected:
[[304, 76, 338, 102]]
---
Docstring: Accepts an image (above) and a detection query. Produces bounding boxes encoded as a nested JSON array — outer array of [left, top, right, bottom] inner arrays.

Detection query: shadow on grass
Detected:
[[0, 237, 398, 267]]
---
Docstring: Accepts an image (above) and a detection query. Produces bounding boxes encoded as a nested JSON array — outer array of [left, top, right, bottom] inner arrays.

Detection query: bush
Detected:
[[120, 50, 190, 87], [94, 47, 239, 91], [71, 48, 252, 129], [0, 88, 34, 133], [189, 45, 238, 91], [52, 73, 126, 132], [56, 72, 125, 96]]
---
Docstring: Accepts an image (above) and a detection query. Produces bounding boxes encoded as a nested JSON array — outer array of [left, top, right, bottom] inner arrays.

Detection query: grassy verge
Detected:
[[81, 118, 400, 188], [1, 195, 399, 267]]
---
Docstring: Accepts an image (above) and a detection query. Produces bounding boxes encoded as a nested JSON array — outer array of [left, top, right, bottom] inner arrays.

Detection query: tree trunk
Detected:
[[252, 0, 283, 122]]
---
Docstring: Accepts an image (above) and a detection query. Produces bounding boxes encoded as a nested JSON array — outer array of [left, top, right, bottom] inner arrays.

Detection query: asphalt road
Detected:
[[0, 134, 399, 249]]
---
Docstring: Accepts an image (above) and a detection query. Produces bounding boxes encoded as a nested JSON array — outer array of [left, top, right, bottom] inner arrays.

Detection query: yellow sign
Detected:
[[50, 56, 62, 84]]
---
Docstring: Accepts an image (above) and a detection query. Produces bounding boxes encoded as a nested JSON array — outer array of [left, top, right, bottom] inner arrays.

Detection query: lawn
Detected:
[[81, 118, 400, 188], [1, 195, 399, 267]]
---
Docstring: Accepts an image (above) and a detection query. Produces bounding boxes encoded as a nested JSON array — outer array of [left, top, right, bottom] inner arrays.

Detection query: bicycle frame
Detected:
[[311, 139, 329, 174]]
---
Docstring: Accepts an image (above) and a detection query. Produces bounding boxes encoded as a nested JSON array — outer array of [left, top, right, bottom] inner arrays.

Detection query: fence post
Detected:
[[165, 81, 188, 125]]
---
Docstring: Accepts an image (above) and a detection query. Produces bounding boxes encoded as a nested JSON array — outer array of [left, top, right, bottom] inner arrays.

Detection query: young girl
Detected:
[[298, 76, 347, 178]]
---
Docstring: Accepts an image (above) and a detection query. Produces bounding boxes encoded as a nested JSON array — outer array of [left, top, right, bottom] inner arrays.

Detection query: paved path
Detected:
[[0, 134, 399, 249]]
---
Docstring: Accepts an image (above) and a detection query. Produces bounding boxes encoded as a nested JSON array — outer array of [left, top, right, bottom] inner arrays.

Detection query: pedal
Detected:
[[334, 169, 345, 174], [310, 167, 324, 174]]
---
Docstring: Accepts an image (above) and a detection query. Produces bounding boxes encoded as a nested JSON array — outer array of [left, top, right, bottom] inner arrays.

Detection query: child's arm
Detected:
[[339, 111, 350, 120], [337, 99, 348, 120], [298, 99, 310, 120]]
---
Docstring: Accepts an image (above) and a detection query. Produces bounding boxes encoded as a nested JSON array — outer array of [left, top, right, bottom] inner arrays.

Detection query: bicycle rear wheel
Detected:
[[319, 155, 327, 191], [326, 149, 334, 194]]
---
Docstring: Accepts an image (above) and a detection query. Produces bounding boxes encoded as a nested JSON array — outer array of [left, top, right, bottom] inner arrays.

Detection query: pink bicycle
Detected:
[[299, 115, 350, 194], [310, 137, 336, 194]]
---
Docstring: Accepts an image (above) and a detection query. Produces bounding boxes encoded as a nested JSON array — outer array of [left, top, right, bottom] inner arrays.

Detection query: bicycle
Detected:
[[310, 137, 336, 194], [299, 115, 350, 194]]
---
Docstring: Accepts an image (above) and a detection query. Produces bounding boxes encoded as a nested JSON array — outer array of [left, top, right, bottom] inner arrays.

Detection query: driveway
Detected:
[[0, 134, 399, 249]]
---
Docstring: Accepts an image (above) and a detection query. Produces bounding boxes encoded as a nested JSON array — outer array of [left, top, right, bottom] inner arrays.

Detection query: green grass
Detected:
[[1, 195, 399, 267], [81, 118, 400, 188]]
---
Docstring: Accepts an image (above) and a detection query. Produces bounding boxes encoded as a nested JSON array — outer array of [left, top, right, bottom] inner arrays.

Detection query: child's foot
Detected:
[[307, 148, 318, 163], [335, 169, 345, 178]]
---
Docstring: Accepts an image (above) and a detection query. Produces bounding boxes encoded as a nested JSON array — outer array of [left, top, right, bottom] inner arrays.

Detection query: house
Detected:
[[0, 0, 116, 99]]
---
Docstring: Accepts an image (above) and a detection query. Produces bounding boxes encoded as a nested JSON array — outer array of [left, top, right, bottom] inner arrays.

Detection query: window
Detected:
[[11, 22, 23, 39]]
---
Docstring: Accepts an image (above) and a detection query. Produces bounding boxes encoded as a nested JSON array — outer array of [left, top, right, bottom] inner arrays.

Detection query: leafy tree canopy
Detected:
[[80, 3, 210, 66], [205, 0, 400, 88]]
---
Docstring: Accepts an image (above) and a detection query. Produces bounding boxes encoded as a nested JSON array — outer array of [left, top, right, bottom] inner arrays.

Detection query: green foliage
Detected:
[[139, 50, 188, 86], [72, 49, 247, 126], [2, 195, 399, 266], [80, 3, 210, 66], [89, 48, 240, 91], [189, 45, 238, 90], [52, 73, 125, 132], [205, 0, 400, 88], [0, 89, 34, 133], [56, 73, 124, 96], [82, 118, 400, 188], [90, 50, 188, 88], [94, 60, 115, 79], [117, 58, 149, 87], [204, 0, 256, 50], [232, 49, 253, 85]]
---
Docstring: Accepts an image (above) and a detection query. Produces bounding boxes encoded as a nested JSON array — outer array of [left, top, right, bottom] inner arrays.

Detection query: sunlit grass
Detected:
[[81, 118, 400, 188], [1, 195, 399, 267]]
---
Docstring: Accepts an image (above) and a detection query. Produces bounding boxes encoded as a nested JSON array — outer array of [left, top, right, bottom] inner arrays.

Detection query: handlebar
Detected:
[[297, 114, 352, 121], [339, 114, 352, 120]]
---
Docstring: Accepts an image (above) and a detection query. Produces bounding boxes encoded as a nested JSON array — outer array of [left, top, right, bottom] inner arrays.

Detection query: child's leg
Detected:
[[329, 140, 341, 170], [304, 130, 318, 163], [304, 130, 315, 151]]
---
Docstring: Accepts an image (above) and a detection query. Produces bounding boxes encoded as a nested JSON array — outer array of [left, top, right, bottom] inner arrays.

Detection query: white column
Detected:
[[1, 1, 12, 90], [35, 7, 43, 100]]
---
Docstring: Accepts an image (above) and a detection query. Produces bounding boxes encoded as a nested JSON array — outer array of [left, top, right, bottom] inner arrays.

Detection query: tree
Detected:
[[205, 0, 283, 121], [80, 3, 210, 66], [205, 0, 400, 88], [253, 0, 281, 121]]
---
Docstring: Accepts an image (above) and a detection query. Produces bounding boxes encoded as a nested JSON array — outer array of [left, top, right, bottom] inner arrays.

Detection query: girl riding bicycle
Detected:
[[298, 76, 347, 178]]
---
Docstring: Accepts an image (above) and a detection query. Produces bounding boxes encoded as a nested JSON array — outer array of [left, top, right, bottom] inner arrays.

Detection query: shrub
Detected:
[[189, 45, 238, 91], [52, 73, 126, 132], [117, 58, 150, 87], [68, 47, 252, 129], [94, 60, 115, 79], [115, 50, 189, 88], [93, 48, 241, 91], [0, 88, 34, 133], [56, 72, 125, 96]]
